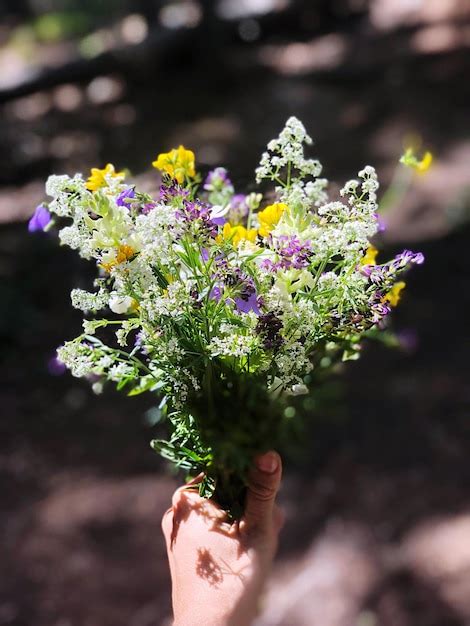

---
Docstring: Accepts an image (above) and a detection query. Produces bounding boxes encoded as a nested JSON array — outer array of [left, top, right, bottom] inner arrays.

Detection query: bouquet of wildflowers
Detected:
[[31, 118, 423, 512]]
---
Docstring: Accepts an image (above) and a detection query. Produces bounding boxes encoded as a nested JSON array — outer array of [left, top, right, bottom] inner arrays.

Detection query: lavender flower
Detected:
[[361, 249, 424, 286], [210, 285, 223, 301], [142, 202, 157, 214], [227, 194, 249, 225], [28, 205, 51, 232], [391, 250, 425, 270], [234, 280, 260, 315], [159, 181, 190, 203], [116, 187, 136, 207], [262, 236, 313, 271], [204, 167, 233, 192], [370, 300, 391, 324]]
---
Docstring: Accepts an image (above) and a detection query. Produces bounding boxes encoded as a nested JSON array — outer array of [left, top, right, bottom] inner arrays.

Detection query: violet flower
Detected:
[[116, 187, 136, 207], [228, 194, 249, 224], [28, 205, 51, 232], [210, 285, 223, 301], [391, 250, 425, 270], [234, 282, 260, 315], [204, 167, 233, 192]]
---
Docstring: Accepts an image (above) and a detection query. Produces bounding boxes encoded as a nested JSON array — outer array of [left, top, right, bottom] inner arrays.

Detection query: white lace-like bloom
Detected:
[[71, 288, 108, 312]]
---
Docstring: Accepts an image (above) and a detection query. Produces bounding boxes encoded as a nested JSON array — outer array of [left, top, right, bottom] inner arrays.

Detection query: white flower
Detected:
[[109, 294, 134, 314], [209, 204, 230, 220], [290, 383, 309, 396], [71, 288, 108, 312], [92, 381, 104, 394]]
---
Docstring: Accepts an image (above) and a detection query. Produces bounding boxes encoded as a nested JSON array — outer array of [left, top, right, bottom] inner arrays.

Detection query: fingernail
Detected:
[[256, 452, 278, 473]]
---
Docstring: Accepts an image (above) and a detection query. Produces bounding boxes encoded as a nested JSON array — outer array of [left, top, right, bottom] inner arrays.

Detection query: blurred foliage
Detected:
[[33, 12, 92, 42], [4, 0, 144, 46]]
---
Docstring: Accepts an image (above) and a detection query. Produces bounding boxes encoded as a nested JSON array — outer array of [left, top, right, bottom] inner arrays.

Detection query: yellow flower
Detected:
[[361, 244, 378, 266], [100, 244, 135, 272], [152, 145, 196, 184], [383, 281, 406, 307], [400, 148, 433, 174], [86, 163, 125, 192], [258, 203, 287, 237], [220, 223, 258, 247]]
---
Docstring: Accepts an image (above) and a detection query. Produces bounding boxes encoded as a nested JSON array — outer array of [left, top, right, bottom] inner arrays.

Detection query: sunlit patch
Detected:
[[119, 14, 148, 44], [86, 76, 125, 105], [53, 84, 83, 112], [259, 34, 348, 75]]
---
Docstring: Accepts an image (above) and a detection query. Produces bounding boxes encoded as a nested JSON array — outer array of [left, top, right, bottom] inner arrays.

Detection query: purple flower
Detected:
[[375, 213, 387, 232], [142, 202, 157, 214], [370, 300, 391, 324], [116, 187, 135, 207], [159, 181, 190, 204], [204, 167, 233, 192], [210, 285, 223, 301], [174, 197, 221, 238], [362, 265, 386, 283], [391, 250, 425, 270], [235, 291, 260, 315], [201, 248, 210, 262], [279, 236, 312, 269], [135, 330, 152, 355], [227, 194, 249, 225], [360, 248, 424, 285], [234, 281, 260, 315], [28, 205, 51, 232], [231, 194, 247, 208], [211, 216, 226, 226], [262, 236, 313, 272]]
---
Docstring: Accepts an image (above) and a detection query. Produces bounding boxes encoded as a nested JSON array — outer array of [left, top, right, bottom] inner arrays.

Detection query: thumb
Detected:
[[243, 451, 282, 532]]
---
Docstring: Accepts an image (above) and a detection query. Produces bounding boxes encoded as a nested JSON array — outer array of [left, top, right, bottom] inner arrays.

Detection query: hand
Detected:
[[161, 451, 283, 626]]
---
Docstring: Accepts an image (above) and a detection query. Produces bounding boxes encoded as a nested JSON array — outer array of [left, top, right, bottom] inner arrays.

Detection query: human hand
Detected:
[[161, 451, 283, 626]]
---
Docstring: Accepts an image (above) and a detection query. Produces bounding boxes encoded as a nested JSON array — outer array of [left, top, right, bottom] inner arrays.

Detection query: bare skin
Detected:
[[161, 451, 284, 626]]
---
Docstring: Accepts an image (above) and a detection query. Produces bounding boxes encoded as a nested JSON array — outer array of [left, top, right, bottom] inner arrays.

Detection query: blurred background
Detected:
[[1, 1, 469, 625]]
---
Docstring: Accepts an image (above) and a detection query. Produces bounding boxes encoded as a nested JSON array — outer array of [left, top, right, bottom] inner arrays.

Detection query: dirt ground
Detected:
[[1, 5, 469, 625]]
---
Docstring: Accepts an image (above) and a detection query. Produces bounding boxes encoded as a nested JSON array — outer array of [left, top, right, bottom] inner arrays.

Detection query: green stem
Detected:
[[379, 166, 412, 216]]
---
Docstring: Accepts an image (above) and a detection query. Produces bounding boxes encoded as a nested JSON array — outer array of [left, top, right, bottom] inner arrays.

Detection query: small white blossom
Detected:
[[71, 288, 108, 312], [109, 294, 134, 314]]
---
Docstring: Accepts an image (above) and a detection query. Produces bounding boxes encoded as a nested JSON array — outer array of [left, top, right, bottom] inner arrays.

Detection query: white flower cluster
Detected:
[[256, 117, 322, 183], [71, 288, 109, 312]]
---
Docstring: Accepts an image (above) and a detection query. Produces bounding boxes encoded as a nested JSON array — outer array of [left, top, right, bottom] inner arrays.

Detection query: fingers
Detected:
[[161, 475, 203, 544], [243, 451, 282, 533], [273, 504, 285, 534], [171, 472, 205, 505], [161, 507, 174, 543], [161, 475, 229, 547]]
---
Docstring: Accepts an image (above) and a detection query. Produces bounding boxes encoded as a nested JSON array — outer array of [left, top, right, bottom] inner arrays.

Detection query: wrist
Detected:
[[174, 606, 255, 626], [174, 615, 231, 626]]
